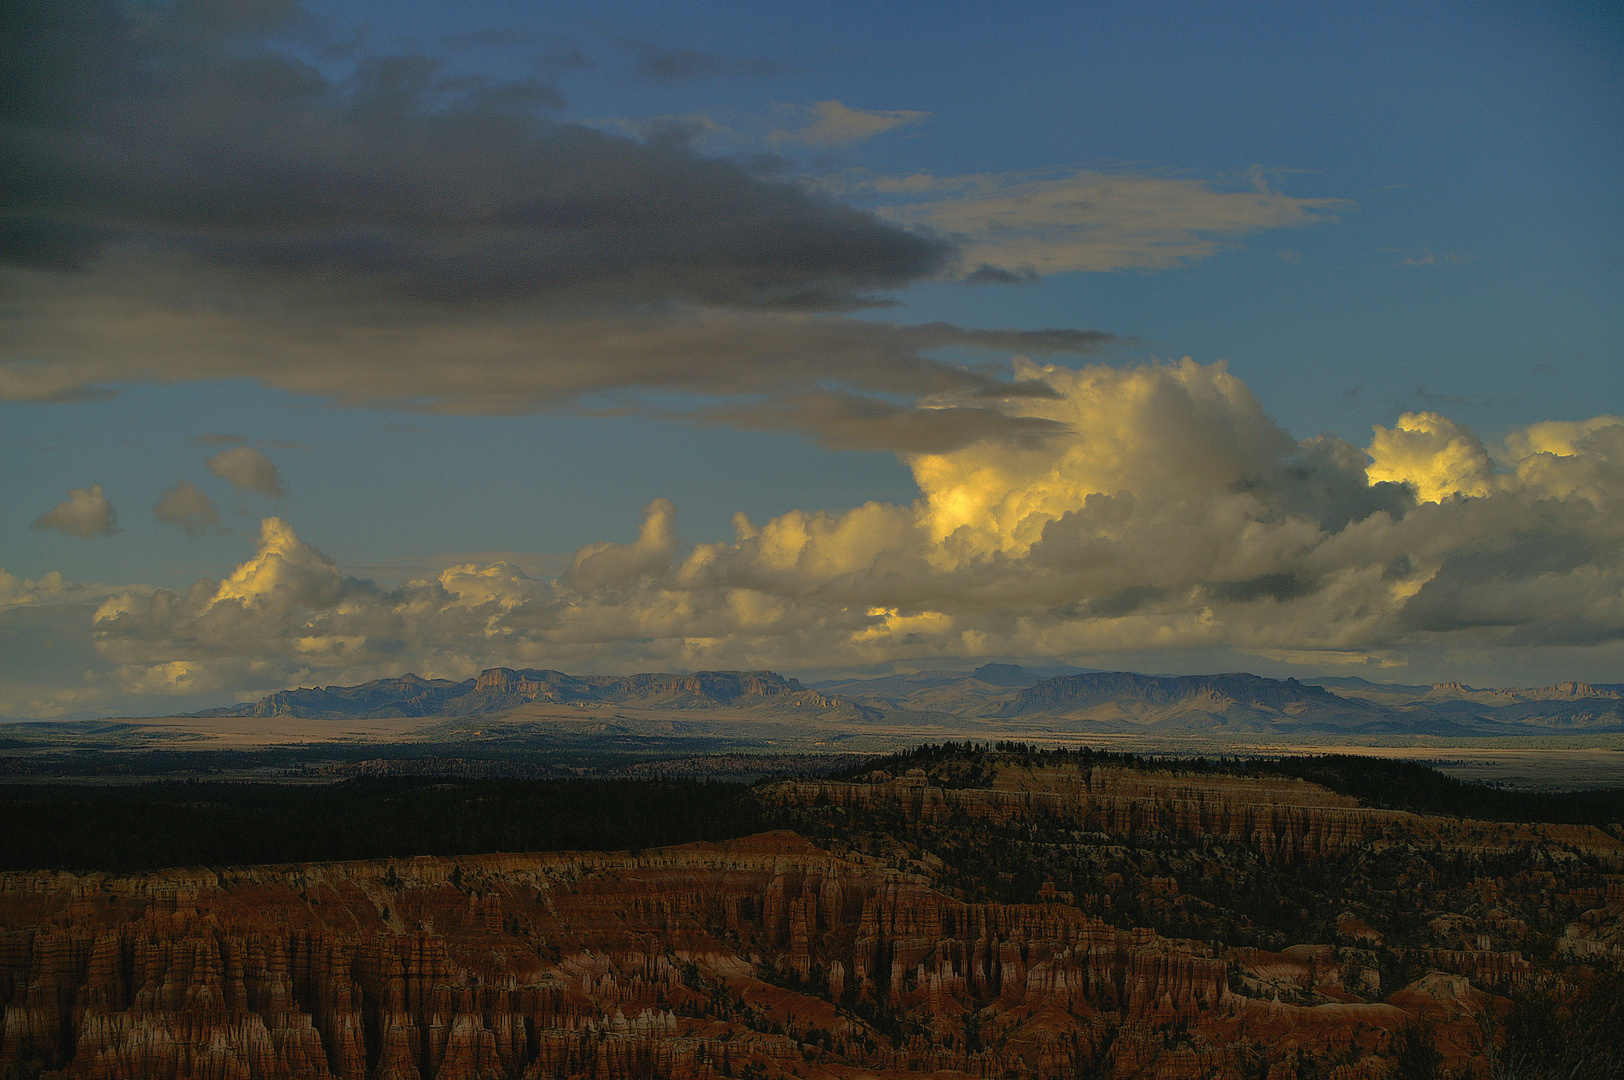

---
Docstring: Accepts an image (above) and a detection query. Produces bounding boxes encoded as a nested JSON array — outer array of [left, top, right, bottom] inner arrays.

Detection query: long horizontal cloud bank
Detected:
[[44, 361, 1618, 710], [0, 2, 1345, 454], [0, 0, 1118, 451]]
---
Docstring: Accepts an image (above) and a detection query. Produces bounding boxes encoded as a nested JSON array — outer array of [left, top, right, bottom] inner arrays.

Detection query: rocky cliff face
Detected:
[[772, 765, 1399, 864], [768, 761, 1624, 863], [4, 761, 1620, 1080], [0, 837, 1241, 1080]]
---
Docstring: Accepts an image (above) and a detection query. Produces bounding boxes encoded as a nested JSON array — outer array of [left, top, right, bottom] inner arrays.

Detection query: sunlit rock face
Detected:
[[1, 761, 1620, 1079]]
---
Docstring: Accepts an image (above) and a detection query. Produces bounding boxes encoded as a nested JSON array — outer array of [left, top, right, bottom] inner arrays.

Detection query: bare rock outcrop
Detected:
[[0, 834, 1397, 1080], [5, 761, 1619, 1079]]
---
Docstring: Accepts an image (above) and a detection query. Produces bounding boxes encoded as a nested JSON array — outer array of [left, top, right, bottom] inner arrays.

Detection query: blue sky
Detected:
[[2, 0, 1621, 716]]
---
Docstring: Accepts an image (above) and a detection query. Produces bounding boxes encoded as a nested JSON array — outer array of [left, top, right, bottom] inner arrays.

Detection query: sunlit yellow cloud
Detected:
[[21, 362, 1615, 705], [1367, 412, 1496, 502]]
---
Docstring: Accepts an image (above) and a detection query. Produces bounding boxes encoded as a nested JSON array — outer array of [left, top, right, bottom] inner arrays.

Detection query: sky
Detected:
[[2, 0, 1622, 719]]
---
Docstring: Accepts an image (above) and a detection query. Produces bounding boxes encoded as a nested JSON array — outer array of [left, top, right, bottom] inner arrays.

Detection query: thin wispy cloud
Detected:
[[1401, 250, 1467, 266], [865, 168, 1346, 276], [770, 100, 930, 146]]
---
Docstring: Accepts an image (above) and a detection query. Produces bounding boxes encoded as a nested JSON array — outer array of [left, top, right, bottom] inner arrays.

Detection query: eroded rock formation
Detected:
[[4, 758, 1620, 1079]]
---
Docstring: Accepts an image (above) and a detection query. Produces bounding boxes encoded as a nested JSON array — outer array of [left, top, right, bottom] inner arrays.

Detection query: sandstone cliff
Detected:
[[4, 759, 1619, 1079], [0, 831, 1428, 1080], [0, 837, 1239, 1080]]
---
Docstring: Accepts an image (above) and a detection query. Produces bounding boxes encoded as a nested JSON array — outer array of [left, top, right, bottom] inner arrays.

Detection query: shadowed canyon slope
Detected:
[[3, 751, 1621, 1079]]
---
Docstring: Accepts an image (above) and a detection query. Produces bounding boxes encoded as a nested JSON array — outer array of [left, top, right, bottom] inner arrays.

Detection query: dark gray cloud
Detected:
[[2, 2, 941, 307], [964, 264, 1039, 285], [1208, 572, 1320, 604], [1400, 519, 1619, 641], [0, 0, 1122, 452], [694, 391, 1073, 453], [638, 116, 714, 150], [1273, 434, 1416, 530]]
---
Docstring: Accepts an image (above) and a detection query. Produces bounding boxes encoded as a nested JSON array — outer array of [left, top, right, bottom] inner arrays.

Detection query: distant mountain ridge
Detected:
[[196, 668, 847, 721], [983, 671, 1406, 734], [995, 671, 1351, 713], [821, 665, 1624, 735], [185, 665, 1624, 736], [1302, 676, 1624, 732]]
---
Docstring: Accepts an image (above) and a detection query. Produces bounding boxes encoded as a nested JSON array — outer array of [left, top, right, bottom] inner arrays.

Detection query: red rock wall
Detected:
[[765, 764, 1624, 864], [0, 837, 1247, 1080], [9, 761, 1616, 1080]]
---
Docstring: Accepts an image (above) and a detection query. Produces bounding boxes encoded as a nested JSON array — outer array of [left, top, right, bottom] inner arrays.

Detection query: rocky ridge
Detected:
[[198, 669, 858, 722], [179, 665, 1624, 737], [0, 837, 1237, 1080], [4, 756, 1621, 1079]]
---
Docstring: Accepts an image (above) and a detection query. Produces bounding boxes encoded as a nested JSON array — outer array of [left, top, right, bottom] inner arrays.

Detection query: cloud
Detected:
[[566, 498, 679, 592], [0, 569, 72, 608], [964, 265, 1039, 286], [694, 391, 1072, 453], [32, 484, 117, 539], [205, 447, 286, 496], [1, 4, 940, 308], [1366, 412, 1496, 502], [2, 273, 1117, 449], [0, 4, 1144, 449], [2, 13, 942, 309], [72, 363, 1624, 703], [865, 168, 1344, 276], [625, 42, 782, 83], [153, 479, 223, 536], [627, 114, 725, 150], [1400, 250, 1467, 266], [771, 100, 930, 146]]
